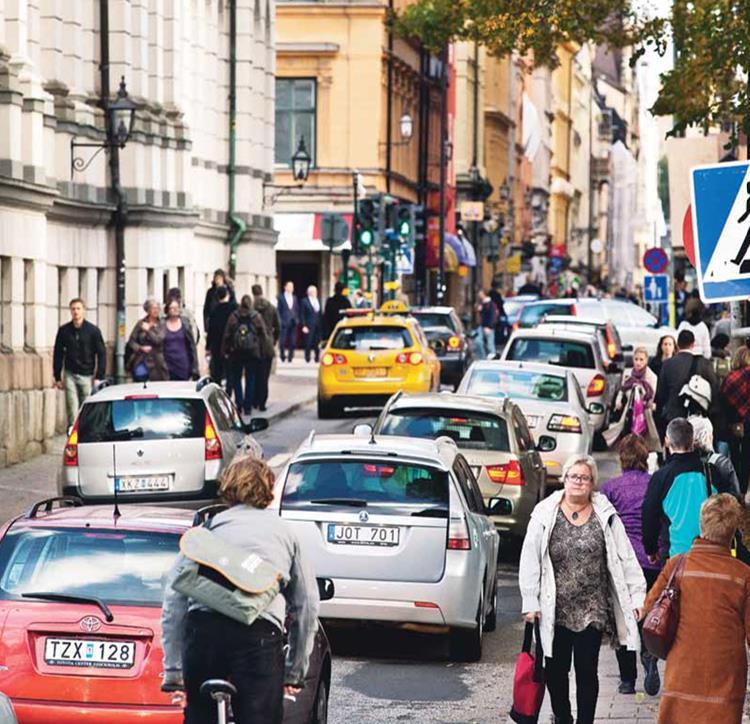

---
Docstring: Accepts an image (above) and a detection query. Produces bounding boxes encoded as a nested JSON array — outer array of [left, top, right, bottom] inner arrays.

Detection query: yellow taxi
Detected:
[[317, 300, 441, 418]]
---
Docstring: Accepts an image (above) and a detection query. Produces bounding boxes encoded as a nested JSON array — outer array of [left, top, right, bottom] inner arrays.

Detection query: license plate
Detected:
[[525, 416, 541, 429], [44, 638, 136, 669], [115, 475, 171, 492], [353, 367, 387, 378], [327, 524, 400, 547]]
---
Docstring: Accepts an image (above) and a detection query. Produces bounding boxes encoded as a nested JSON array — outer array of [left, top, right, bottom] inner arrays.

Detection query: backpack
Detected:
[[232, 313, 261, 359], [679, 354, 712, 414]]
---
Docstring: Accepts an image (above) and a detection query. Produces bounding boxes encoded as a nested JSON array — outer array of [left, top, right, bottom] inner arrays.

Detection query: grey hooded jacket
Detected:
[[161, 505, 319, 686]]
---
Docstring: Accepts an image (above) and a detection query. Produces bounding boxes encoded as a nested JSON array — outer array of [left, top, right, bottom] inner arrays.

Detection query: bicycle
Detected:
[[162, 677, 237, 724]]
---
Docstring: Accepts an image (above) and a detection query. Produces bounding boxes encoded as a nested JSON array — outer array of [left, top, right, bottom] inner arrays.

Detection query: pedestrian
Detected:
[[166, 287, 200, 344], [126, 298, 169, 382], [519, 455, 646, 724], [162, 299, 199, 381], [251, 285, 279, 412], [160, 456, 319, 724], [489, 281, 507, 347], [322, 281, 352, 340], [648, 334, 676, 378], [301, 285, 322, 363], [688, 415, 741, 500], [351, 288, 369, 309], [677, 298, 711, 359], [720, 346, 750, 495], [518, 274, 542, 296], [203, 268, 236, 333], [277, 281, 300, 363], [713, 307, 731, 340], [206, 285, 237, 388], [600, 434, 662, 696], [674, 277, 688, 325], [644, 494, 750, 724], [222, 295, 267, 417], [476, 290, 498, 359], [53, 298, 107, 427], [642, 417, 714, 561]]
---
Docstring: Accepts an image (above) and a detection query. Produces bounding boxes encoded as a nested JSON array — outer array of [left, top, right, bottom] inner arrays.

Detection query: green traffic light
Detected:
[[360, 229, 374, 247], [398, 221, 410, 237]]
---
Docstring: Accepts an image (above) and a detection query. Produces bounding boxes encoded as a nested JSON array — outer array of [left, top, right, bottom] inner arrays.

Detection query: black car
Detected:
[[411, 306, 474, 389]]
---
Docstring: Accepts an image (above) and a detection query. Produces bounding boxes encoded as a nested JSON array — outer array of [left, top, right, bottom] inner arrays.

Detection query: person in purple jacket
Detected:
[[601, 434, 662, 698]]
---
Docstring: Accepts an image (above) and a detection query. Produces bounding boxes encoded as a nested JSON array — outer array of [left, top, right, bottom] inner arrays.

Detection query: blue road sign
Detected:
[[396, 244, 413, 275], [643, 247, 668, 274], [691, 160, 750, 302], [643, 274, 669, 303]]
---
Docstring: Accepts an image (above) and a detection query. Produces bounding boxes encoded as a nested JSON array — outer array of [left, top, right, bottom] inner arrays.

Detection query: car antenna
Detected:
[[369, 426, 377, 445], [112, 445, 121, 522]]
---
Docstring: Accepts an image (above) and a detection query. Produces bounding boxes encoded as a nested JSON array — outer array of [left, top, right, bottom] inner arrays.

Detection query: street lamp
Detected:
[[291, 136, 312, 183], [399, 112, 413, 141]]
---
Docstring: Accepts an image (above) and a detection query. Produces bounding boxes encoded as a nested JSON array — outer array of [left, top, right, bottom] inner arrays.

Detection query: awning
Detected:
[[444, 244, 459, 272], [445, 234, 477, 267], [274, 212, 352, 252]]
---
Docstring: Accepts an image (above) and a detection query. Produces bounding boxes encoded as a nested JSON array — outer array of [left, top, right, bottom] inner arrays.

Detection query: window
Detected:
[[331, 325, 412, 351], [506, 337, 595, 370], [463, 368, 568, 402], [519, 302, 573, 327], [275, 78, 316, 167], [412, 312, 456, 331]]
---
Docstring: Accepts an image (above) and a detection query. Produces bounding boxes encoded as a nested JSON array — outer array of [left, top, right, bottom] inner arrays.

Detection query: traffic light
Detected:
[[395, 205, 415, 245], [356, 197, 380, 251], [413, 204, 426, 246]]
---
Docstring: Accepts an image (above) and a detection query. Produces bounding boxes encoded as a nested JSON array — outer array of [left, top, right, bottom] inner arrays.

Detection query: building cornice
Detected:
[[277, 42, 341, 56], [0, 175, 57, 213]]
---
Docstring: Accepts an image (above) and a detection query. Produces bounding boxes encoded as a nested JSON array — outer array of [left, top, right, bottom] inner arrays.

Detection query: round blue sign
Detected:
[[643, 247, 669, 274]]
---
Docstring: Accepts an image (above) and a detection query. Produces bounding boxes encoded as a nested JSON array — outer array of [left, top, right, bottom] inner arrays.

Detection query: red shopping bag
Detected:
[[510, 620, 545, 723]]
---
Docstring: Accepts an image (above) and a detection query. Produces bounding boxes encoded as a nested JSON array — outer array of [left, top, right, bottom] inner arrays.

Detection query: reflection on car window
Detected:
[[465, 369, 568, 401], [521, 304, 573, 326], [282, 461, 448, 509], [331, 326, 413, 351], [0, 528, 179, 606], [507, 338, 595, 369], [379, 408, 510, 451], [412, 313, 455, 331]]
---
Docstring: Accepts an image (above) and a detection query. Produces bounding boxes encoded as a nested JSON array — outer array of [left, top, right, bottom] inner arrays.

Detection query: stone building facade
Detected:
[[0, 0, 276, 466]]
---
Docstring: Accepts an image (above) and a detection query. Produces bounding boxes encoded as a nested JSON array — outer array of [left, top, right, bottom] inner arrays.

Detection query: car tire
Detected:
[[311, 672, 329, 724], [484, 573, 498, 633], [449, 593, 483, 662], [317, 398, 337, 419]]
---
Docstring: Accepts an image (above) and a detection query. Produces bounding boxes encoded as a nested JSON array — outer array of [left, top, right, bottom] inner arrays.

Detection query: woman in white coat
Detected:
[[519, 455, 646, 724]]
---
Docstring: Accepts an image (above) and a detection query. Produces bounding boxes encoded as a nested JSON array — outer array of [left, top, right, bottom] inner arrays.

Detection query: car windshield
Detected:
[[0, 527, 179, 607], [507, 338, 595, 369], [379, 409, 510, 451], [412, 313, 455, 331], [330, 326, 413, 350], [520, 303, 572, 326], [78, 398, 206, 442], [282, 460, 449, 512], [463, 369, 568, 402]]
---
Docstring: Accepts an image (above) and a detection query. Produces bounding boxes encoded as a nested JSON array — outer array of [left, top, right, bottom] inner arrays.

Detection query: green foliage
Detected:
[[657, 156, 670, 222]]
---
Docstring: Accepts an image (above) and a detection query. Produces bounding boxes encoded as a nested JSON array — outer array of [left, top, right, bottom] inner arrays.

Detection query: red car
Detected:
[[0, 498, 331, 723]]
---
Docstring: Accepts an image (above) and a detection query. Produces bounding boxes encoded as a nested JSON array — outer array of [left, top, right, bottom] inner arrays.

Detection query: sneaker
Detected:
[[618, 680, 636, 695], [643, 654, 661, 696]]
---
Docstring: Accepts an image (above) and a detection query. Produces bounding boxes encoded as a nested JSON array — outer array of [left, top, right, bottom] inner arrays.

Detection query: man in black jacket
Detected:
[[322, 282, 351, 340], [53, 298, 106, 426], [252, 284, 280, 411], [206, 286, 237, 389]]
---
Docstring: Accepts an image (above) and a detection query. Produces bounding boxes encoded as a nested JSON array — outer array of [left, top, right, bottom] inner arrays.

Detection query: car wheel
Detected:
[[311, 673, 329, 724], [317, 398, 337, 419], [484, 573, 498, 633], [449, 593, 483, 662]]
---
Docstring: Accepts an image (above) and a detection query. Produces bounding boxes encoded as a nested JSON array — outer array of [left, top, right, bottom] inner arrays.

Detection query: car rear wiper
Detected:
[[410, 507, 449, 518], [309, 498, 369, 507], [21, 592, 114, 622]]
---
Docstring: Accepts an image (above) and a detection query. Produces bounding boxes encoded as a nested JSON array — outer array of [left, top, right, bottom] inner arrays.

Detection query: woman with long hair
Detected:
[[648, 335, 676, 377], [126, 298, 168, 381]]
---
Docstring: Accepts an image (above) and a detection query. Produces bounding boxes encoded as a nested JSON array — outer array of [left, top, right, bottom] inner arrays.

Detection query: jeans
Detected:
[[546, 625, 603, 724], [482, 328, 496, 359], [63, 372, 93, 427], [183, 610, 284, 724], [253, 358, 273, 409], [229, 359, 258, 414], [280, 322, 297, 361], [615, 568, 659, 682]]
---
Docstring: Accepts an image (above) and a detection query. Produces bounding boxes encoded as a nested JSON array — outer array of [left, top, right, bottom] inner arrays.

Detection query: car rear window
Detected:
[[506, 338, 595, 369], [520, 303, 573, 327], [331, 326, 413, 350], [463, 369, 568, 402], [78, 398, 206, 442], [412, 313, 455, 331], [0, 527, 179, 607], [282, 460, 448, 513], [379, 408, 510, 451]]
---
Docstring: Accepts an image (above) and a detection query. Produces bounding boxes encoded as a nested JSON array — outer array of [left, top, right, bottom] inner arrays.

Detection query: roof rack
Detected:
[[192, 503, 228, 527], [195, 376, 213, 393], [26, 496, 83, 519]]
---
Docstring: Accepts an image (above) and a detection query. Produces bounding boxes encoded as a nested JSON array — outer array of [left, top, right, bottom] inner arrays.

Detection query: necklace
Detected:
[[563, 500, 590, 522]]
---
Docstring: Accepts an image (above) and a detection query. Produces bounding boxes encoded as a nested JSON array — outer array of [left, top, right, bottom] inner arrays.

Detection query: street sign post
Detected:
[[396, 243, 414, 275], [643, 274, 669, 303], [320, 212, 349, 251], [691, 160, 750, 302], [643, 247, 669, 274]]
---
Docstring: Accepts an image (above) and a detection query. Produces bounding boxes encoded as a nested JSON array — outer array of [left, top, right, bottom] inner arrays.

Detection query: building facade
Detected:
[[0, 0, 276, 466]]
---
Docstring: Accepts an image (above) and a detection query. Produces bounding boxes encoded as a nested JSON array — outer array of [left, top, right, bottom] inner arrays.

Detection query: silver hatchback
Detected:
[[274, 434, 500, 661], [58, 379, 268, 504]]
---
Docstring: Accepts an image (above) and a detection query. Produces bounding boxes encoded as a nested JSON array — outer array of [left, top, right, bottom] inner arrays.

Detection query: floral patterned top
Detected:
[[549, 508, 614, 635]]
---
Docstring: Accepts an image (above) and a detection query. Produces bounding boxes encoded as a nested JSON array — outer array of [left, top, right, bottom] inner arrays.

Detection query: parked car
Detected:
[[0, 498, 331, 723], [456, 361, 593, 486], [411, 306, 474, 389], [500, 328, 621, 431], [371, 392, 547, 538], [57, 379, 268, 504], [274, 433, 499, 661]]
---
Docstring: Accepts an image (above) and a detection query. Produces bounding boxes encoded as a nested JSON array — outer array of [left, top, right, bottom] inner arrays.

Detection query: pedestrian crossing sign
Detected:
[[643, 274, 668, 303], [691, 160, 750, 302]]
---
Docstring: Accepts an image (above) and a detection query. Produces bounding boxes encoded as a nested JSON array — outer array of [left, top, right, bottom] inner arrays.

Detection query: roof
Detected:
[[523, 298, 577, 308], [466, 359, 574, 381], [411, 307, 454, 315], [386, 392, 511, 417], [507, 327, 597, 344], [332, 314, 417, 329], [11, 504, 194, 532], [87, 380, 216, 402]]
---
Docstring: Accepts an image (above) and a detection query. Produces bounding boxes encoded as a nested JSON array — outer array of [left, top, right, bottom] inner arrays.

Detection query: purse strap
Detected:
[[703, 461, 714, 497], [666, 553, 687, 593], [522, 619, 545, 681]]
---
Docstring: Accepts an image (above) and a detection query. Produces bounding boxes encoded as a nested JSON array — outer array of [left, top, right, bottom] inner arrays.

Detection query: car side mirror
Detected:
[[622, 344, 634, 352], [536, 436, 556, 453], [612, 352, 625, 363], [606, 362, 622, 374], [487, 497, 512, 516], [353, 423, 373, 437], [243, 418, 269, 434], [317, 578, 335, 601], [587, 402, 605, 415]]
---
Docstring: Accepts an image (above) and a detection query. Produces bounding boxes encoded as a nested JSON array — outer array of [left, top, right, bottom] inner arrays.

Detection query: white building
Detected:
[[0, 0, 276, 466]]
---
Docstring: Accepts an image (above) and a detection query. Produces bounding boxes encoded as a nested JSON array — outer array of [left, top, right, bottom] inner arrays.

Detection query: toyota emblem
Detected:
[[80, 616, 102, 633], [358, 510, 369, 523]]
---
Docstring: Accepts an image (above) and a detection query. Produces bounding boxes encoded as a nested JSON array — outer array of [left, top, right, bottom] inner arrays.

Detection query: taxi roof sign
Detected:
[[379, 300, 409, 314]]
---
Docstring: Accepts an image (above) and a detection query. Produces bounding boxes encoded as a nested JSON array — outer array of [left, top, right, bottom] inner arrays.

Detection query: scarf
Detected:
[[621, 366, 654, 404]]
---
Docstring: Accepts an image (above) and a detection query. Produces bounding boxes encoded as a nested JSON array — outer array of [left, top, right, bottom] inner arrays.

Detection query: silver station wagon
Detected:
[[273, 434, 500, 661]]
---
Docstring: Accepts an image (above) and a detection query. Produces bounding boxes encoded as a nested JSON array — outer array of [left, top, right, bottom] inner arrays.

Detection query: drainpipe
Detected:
[[385, 0, 394, 193], [227, 0, 246, 279]]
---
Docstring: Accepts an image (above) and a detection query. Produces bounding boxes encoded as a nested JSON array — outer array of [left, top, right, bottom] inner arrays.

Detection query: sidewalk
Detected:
[[263, 357, 318, 423]]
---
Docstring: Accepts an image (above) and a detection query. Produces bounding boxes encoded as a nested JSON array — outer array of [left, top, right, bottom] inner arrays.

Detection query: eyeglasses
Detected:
[[566, 473, 593, 484]]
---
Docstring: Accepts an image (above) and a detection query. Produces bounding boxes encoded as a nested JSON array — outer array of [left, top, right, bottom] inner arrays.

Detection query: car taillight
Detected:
[[587, 374, 606, 397], [548, 414, 583, 433], [570, 304, 578, 315], [512, 322, 519, 332], [447, 336, 462, 350], [447, 516, 471, 550], [486, 460, 525, 485], [396, 352, 423, 365], [204, 411, 223, 461], [321, 353, 347, 366], [606, 328, 617, 360], [63, 419, 79, 467]]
